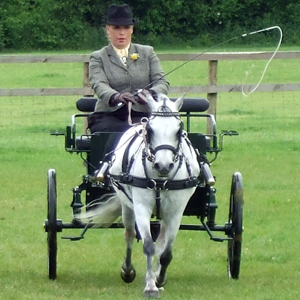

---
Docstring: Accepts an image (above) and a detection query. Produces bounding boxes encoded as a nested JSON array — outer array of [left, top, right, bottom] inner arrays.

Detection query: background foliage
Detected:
[[0, 0, 299, 51]]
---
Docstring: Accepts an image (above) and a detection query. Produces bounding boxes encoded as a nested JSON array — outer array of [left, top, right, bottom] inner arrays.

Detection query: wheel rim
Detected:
[[227, 172, 243, 279], [47, 169, 57, 280]]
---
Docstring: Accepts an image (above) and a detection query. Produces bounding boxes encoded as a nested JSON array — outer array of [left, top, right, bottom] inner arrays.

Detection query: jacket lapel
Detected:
[[107, 44, 127, 70], [127, 44, 138, 69]]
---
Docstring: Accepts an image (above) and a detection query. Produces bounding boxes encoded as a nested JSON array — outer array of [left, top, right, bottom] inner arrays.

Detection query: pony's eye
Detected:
[[148, 127, 153, 137], [177, 129, 182, 137], [146, 122, 153, 134], [177, 122, 183, 137], [146, 125, 154, 142]]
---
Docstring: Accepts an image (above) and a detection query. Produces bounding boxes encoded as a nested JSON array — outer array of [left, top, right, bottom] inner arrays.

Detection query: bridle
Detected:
[[111, 105, 197, 188], [141, 101, 184, 164]]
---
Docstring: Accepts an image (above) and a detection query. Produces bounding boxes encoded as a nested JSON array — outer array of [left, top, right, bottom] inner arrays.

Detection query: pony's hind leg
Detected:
[[120, 204, 136, 283]]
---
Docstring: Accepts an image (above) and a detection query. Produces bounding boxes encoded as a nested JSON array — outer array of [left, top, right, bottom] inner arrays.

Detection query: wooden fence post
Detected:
[[207, 60, 218, 135], [83, 61, 91, 133], [83, 62, 90, 91]]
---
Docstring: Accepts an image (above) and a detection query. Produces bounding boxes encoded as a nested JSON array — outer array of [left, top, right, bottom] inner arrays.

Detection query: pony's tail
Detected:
[[75, 193, 122, 228]]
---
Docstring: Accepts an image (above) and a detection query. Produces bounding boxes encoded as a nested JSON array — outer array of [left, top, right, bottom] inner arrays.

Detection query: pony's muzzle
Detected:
[[154, 161, 174, 177]]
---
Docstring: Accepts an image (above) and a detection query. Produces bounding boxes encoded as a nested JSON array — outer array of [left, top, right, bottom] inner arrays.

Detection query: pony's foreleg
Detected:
[[120, 204, 136, 283], [155, 221, 169, 288], [156, 240, 173, 288], [133, 200, 159, 298], [143, 235, 159, 298]]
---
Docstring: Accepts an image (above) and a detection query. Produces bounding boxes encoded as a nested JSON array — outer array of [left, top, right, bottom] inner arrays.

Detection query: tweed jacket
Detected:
[[89, 43, 170, 112]]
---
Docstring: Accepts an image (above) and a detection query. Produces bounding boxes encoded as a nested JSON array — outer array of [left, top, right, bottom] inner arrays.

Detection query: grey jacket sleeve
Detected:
[[89, 48, 118, 111]]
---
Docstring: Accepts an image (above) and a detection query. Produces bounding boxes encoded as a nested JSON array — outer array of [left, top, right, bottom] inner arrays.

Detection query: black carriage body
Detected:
[[66, 97, 217, 218]]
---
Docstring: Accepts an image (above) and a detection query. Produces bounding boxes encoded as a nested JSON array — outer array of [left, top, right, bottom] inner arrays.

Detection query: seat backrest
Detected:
[[76, 97, 209, 113], [76, 97, 97, 112]]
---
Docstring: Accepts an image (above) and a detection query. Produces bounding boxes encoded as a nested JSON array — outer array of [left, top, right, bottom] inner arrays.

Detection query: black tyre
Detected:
[[227, 172, 243, 279], [47, 169, 57, 280]]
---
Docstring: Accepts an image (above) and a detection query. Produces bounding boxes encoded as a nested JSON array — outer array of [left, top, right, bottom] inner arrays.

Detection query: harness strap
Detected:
[[110, 174, 199, 190], [121, 132, 140, 173], [155, 189, 161, 220], [112, 180, 133, 202]]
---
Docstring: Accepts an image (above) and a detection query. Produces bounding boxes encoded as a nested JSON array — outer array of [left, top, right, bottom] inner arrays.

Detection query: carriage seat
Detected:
[[76, 97, 209, 113], [74, 96, 210, 152]]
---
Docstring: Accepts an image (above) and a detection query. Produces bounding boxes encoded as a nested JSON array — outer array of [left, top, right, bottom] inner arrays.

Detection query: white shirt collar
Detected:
[[112, 44, 130, 65]]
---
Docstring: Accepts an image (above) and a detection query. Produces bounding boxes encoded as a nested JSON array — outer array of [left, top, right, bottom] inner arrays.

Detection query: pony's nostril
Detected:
[[169, 163, 174, 171], [154, 163, 160, 170]]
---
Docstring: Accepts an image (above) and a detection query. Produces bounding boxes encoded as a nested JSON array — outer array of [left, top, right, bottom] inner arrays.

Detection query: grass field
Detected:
[[0, 49, 299, 299]]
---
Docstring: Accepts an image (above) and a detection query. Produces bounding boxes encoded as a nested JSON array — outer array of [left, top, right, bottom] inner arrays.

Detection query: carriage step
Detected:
[[201, 219, 232, 242], [61, 223, 89, 241], [61, 236, 84, 241], [210, 236, 232, 242]]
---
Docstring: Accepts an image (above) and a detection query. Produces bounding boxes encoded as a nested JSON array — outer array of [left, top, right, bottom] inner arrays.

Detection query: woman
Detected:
[[88, 3, 169, 133]]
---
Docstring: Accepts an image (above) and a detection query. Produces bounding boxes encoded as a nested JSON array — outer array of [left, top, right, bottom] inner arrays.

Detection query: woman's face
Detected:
[[106, 25, 133, 49]]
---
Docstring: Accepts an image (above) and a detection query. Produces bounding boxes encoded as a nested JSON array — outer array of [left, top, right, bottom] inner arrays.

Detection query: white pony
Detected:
[[78, 94, 200, 298]]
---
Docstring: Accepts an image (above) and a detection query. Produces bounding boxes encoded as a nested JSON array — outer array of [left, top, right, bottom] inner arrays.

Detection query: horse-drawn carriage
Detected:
[[44, 94, 243, 298]]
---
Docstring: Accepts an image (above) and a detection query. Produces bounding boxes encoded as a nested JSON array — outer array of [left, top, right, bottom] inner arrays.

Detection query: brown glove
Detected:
[[109, 92, 137, 106], [135, 89, 159, 104], [135, 89, 149, 105]]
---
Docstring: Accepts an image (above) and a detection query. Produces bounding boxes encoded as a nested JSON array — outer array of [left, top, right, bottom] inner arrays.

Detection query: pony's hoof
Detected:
[[156, 275, 167, 288], [121, 265, 136, 283], [144, 289, 160, 299]]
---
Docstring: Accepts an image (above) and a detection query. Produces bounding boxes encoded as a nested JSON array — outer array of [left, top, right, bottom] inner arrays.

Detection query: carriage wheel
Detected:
[[227, 172, 243, 279], [47, 169, 58, 280]]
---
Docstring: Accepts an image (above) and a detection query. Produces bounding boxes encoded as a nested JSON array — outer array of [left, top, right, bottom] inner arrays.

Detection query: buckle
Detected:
[[162, 180, 169, 190], [119, 173, 132, 183], [147, 179, 156, 190]]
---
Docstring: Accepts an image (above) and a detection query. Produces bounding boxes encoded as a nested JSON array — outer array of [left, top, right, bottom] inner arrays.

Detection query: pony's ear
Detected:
[[174, 94, 185, 111], [146, 91, 158, 112]]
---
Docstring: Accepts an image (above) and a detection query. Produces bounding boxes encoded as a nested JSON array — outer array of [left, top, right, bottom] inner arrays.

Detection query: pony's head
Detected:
[[146, 93, 184, 113], [144, 94, 185, 177]]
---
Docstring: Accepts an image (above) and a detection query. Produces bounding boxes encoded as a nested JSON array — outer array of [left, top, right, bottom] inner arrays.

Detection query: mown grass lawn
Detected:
[[0, 48, 299, 299]]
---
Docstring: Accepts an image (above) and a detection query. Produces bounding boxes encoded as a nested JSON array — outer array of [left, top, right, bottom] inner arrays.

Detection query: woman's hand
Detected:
[[109, 92, 137, 106], [135, 90, 147, 104], [135, 89, 158, 104]]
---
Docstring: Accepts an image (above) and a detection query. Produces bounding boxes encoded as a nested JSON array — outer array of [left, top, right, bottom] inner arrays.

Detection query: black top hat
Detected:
[[106, 4, 137, 25]]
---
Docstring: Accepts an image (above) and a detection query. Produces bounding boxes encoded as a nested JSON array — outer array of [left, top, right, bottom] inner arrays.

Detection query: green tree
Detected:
[[0, 0, 299, 50]]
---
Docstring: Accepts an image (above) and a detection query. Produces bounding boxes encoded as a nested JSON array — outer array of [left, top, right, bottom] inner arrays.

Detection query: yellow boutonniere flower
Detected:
[[130, 53, 139, 60]]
